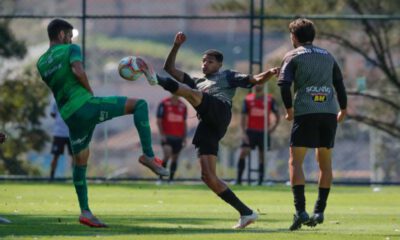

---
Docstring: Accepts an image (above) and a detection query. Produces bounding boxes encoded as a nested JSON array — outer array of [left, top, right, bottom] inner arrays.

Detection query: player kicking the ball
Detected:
[[37, 19, 169, 228], [137, 32, 279, 229]]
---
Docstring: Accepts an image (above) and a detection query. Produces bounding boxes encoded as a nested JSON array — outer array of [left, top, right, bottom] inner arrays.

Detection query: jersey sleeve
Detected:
[[226, 70, 254, 89], [332, 60, 347, 109], [277, 55, 296, 87], [156, 102, 165, 119], [69, 44, 82, 64]]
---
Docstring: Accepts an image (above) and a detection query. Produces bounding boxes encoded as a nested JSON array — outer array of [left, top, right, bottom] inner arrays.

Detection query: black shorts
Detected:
[[241, 129, 271, 150], [162, 136, 184, 154], [290, 113, 337, 148], [193, 93, 232, 156], [51, 136, 72, 155]]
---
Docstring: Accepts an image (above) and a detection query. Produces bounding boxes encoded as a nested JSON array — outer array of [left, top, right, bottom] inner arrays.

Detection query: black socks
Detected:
[[314, 188, 330, 213], [157, 75, 179, 93], [237, 158, 245, 184], [292, 185, 306, 214], [219, 188, 252, 216]]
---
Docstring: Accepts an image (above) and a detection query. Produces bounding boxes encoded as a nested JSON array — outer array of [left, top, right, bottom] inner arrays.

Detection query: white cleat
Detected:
[[232, 211, 258, 229], [135, 57, 158, 85]]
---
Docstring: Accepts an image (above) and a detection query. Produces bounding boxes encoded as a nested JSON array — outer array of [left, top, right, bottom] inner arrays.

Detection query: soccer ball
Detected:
[[118, 56, 143, 81]]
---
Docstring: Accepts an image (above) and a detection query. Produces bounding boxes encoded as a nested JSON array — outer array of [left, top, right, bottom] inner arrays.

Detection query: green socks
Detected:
[[73, 165, 90, 212], [133, 99, 155, 157]]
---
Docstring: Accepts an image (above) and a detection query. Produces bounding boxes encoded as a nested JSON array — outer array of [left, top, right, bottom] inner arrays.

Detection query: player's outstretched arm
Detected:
[[163, 32, 187, 82], [250, 67, 280, 85], [71, 61, 94, 95]]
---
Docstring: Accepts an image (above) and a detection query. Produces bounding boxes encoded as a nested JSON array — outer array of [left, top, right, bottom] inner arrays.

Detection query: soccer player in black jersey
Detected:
[[278, 18, 347, 231], [139, 32, 279, 229]]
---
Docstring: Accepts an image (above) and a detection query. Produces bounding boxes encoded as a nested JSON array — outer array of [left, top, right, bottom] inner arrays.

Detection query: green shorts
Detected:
[[64, 96, 127, 154]]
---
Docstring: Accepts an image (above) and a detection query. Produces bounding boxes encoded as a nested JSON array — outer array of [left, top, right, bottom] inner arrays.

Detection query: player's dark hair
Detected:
[[289, 18, 315, 43], [47, 19, 73, 41], [203, 49, 224, 63]]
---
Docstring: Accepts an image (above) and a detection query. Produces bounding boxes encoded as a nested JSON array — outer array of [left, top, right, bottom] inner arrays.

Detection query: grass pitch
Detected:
[[0, 182, 399, 240]]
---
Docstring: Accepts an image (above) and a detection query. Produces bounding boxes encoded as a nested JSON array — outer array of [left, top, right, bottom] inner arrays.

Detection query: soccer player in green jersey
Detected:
[[37, 19, 169, 228]]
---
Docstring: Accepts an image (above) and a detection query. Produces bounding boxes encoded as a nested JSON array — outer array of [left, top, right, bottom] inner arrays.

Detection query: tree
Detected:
[[0, 66, 50, 174], [0, 18, 50, 174], [211, 0, 400, 139]]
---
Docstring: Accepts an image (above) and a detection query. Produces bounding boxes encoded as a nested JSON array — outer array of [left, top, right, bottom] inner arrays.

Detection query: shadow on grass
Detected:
[[0, 214, 288, 237]]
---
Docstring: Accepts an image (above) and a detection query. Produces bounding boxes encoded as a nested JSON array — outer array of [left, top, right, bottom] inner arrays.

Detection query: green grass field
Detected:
[[0, 182, 399, 240]]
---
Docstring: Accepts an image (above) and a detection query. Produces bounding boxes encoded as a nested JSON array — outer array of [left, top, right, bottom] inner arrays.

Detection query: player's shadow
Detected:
[[0, 214, 288, 237]]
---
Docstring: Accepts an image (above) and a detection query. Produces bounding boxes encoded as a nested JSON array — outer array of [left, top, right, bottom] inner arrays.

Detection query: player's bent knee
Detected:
[[132, 99, 148, 113]]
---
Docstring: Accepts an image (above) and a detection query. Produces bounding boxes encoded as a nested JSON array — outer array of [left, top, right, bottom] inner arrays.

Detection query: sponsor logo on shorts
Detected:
[[99, 111, 109, 122], [71, 135, 88, 145]]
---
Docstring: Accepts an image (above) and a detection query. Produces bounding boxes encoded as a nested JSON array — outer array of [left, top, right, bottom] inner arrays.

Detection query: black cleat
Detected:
[[306, 212, 324, 227], [289, 211, 310, 231]]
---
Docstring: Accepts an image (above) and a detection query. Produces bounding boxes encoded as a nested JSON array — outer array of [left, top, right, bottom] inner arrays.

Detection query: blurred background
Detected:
[[0, 0, 399, 184]]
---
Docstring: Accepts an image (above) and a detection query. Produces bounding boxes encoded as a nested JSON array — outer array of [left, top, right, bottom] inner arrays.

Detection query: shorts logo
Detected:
[[99, 111, 109, 122], [71, 135, 88, 145]]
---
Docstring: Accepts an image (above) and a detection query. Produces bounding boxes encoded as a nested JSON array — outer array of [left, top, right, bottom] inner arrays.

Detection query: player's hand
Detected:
[[285, 108, 294, 121], [174, 32, 186, 46], [262, 67, 280, 82], [0, 132, 6, 144], [337, 109, 347, 123]]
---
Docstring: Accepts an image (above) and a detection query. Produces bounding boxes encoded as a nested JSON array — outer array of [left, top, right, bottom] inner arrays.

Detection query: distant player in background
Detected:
[[236, 85, 280, 186], [278, 18, 347, 231], [37, 19, 169, 228], [49, 101, 73, 181], [156, 94, 187, 184], [0, 132, 11, 224], [136, 31, 279, 229]]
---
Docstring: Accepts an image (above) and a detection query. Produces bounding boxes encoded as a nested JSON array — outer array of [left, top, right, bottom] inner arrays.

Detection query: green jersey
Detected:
[[37, 44, 92, 119]]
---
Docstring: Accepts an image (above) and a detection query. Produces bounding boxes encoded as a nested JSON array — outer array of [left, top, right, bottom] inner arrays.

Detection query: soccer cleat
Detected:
[[289, 211, 310, 231], [232, 211, 258, 229], [79, 211, 108, 228], [0, 216, 11, 224], [139, 155, 170, 177], [306, 212, 324, 227], [135, 57, 158, 85]]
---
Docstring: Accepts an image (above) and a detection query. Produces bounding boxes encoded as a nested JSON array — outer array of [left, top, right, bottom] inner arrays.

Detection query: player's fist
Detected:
[[285, 108, 294, 121], [174, 32, 186, 46], [0, 132, 6, 144], [337, 109, 346, 123]]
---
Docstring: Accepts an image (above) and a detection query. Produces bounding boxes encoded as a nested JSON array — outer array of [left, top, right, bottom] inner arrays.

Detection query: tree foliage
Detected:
[[0, 66, 50, 174], [212, 0, 400, 139], [0, 22, 27, 59], [0, 16, 50, 174]]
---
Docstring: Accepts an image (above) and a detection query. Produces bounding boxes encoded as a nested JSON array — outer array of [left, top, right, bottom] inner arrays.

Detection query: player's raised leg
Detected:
[[124, 98, 169, 176]]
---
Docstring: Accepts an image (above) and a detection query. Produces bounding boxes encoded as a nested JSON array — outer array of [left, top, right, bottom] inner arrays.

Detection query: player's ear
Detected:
[[58, 30, 65, 41]]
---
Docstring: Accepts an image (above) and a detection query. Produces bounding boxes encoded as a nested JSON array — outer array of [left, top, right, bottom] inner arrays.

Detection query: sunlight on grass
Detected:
[[0, 183, 399, 240]]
